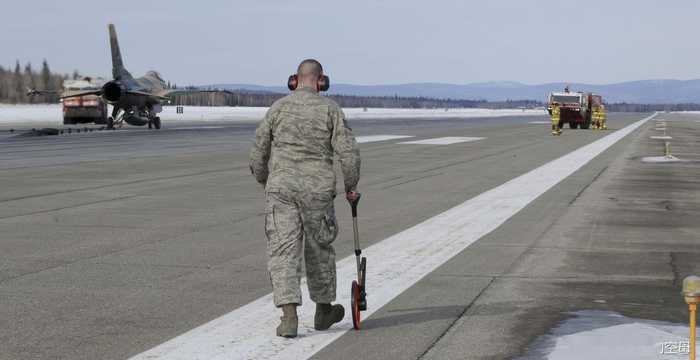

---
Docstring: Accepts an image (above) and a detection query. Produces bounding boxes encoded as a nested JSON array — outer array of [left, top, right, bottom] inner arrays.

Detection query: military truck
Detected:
[[61, 78, 108, 125], [547, 91, 601, 129]]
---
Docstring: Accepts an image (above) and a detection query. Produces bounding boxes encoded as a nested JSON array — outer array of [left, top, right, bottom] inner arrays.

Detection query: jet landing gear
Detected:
[[108, 106, 162, 130], [147, 116, 161, 130]]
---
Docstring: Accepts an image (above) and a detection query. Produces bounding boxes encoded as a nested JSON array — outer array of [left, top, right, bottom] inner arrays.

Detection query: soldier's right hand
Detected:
[[346, 191, 359, 202]]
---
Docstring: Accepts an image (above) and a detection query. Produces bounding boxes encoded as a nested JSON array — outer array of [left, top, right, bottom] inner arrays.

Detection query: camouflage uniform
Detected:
[[250, 87, 361, 307]]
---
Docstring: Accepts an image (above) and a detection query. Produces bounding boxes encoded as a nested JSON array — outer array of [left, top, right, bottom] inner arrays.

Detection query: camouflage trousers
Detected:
[[265, 191, 339, 307]]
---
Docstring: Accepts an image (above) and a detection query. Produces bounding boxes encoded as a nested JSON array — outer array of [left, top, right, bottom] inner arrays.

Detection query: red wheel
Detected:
[[351, 280, 361, 330]]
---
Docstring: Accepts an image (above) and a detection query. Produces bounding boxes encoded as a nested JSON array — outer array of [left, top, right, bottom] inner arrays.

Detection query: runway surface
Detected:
[[2, 112, 699, 359]]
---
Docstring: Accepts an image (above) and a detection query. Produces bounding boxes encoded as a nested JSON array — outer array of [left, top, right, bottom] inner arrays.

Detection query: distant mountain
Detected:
[[206, 79, 700, 104]]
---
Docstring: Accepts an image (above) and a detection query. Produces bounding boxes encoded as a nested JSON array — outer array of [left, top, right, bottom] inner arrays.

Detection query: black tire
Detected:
[[569, 122, 579, 129], [351, 280, 361, 330], [153, 116, 161, 130], [359, 257, 367, 311], [581, 114, 592, 129], [148, 121, 152, 129], [106, 117, 114, 129]]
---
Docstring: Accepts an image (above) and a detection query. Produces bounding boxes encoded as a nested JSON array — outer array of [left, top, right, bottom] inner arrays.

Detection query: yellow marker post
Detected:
[[683, 276, 700, 360]]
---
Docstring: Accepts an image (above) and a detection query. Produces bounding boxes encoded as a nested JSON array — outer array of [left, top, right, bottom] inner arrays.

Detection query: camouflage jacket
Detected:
[[250, 87, 361, 194]]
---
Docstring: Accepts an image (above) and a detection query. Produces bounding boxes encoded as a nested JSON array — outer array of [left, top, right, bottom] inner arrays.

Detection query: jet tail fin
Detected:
[[109, 24, 132, 80]]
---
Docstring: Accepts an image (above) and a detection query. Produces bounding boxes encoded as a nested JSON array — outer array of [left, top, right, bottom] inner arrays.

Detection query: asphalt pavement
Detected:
[[2, 112, 696, 360]]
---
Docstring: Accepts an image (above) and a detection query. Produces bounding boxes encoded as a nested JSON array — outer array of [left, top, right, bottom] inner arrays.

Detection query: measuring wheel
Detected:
[[351, 280, 361, 329]]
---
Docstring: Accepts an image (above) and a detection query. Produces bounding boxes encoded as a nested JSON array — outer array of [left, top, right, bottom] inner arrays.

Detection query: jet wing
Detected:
[[158, 89, 235, 97], [126, 89, 169, 101], [60, 90, 103, 99], [26, 88, 58, 97]]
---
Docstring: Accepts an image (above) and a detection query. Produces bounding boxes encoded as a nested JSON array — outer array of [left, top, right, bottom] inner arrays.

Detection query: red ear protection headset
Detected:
[[287, 74, 330, 92]]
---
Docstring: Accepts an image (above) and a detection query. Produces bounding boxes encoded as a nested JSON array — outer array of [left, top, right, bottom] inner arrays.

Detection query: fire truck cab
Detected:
[[547, 91, 592, 129], [61, 78, 108, 125]]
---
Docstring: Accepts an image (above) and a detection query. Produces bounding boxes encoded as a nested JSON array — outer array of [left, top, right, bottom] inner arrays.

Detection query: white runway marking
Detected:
[[650, 136, 672, 140], [398, 136, 485, 145], [529, 121, 551, 124], [130, 114, 656, 360], [355, 135, 414, 143]]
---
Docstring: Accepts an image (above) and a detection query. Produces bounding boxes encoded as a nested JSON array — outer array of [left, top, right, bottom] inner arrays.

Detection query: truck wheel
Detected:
[[569, 122, 578, 129], [581, 114, 592, 129], [153, 117, 161, 130]]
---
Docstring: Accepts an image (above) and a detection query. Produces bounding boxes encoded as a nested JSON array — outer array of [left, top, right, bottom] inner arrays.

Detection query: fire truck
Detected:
[[547, 90, 603, 129], [61, 78, 108, 125]]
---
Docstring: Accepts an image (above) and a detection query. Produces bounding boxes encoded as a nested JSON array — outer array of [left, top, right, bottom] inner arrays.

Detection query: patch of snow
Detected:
[[517, 310, 693, 360], [642, 155, 686, 163]]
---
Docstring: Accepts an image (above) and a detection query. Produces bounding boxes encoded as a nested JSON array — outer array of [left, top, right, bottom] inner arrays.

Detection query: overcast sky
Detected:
[[2, 0, 698, 86]]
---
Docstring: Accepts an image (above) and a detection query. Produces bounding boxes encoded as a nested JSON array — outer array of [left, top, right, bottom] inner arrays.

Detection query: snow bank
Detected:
[[0, 104, 63, 125], [0, 104, 544, 126]]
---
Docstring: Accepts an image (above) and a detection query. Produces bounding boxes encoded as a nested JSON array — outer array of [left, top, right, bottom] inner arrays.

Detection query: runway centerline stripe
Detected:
[[398, 136, 485, 145], [356, 135, 414, 143], [130, 113, 656, 360]]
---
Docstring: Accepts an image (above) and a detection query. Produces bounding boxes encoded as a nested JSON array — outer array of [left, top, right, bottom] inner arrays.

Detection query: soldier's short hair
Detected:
[[297, 59, 323, 78]]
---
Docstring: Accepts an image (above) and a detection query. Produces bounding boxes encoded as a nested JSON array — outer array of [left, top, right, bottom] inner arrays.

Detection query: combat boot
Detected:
[[314, 303, 345, 330], [276, 304, 298, 338]]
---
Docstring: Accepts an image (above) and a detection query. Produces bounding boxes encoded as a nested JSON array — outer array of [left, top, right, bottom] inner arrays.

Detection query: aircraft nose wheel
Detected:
[[107, 117, 114, 129]]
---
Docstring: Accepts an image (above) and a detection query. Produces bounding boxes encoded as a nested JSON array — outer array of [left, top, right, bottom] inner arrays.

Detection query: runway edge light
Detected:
[[682, 275, 700, 360]]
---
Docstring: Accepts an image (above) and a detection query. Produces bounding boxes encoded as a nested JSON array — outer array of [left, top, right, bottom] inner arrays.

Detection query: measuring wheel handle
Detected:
[[347, 192, 361, 217]]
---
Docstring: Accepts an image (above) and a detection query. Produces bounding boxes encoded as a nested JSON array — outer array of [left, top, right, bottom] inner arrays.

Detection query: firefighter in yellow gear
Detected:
[[599, 105, 607, 130], [551, 104, 562, 136], [591, 108, 600, 130]]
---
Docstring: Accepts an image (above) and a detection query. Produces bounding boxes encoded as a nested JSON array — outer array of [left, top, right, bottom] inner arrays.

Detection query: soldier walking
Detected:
[[250, 59, 361, 338]]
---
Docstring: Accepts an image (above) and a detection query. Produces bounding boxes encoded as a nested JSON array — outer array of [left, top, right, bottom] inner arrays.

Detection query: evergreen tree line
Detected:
[[168, 91, 543, 109], [0, 60, 66, 104], [170, 92, 700, 111], [605, 103, 700, 112]]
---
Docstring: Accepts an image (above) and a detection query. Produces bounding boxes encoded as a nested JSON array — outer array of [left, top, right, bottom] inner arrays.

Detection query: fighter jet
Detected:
[[58, 24, 229, 129]]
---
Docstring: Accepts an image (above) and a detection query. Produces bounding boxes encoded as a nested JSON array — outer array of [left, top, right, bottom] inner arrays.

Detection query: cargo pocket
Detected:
[[319, 205, 339, 246], [264, 204, 277, 243]]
